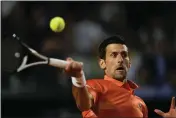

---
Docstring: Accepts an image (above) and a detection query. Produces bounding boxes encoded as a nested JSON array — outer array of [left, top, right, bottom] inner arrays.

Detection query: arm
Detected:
[[64, 58, 97, 111], [72, 85, 94, 111], [72, 79, 99, 111]]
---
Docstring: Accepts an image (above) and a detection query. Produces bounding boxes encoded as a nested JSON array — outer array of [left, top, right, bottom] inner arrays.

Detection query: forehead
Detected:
[[106, 44, 128, 53]]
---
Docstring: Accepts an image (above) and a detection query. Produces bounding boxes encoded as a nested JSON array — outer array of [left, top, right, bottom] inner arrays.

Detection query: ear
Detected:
[[99, 59, 106, 70], [128, 60, 131, 68]]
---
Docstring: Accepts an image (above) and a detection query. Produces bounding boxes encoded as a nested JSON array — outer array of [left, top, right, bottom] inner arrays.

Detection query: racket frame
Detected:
[[13, 34, 49, 72]]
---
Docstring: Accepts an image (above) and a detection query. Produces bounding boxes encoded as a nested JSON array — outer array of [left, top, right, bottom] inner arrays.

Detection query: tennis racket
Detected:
[[2, 33, 78, 73]]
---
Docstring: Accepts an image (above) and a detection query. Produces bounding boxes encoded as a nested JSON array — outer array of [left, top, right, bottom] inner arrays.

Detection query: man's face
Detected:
[[101, 44, 131, 81]]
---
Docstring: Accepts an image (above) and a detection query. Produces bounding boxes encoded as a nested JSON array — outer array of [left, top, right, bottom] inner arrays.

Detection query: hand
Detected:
[[154, 97, 176, 118], [64, 57, 83, 78]]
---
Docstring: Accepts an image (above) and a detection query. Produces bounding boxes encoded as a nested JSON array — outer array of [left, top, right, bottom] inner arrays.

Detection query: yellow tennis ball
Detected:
[[50, 17, 65, 32]]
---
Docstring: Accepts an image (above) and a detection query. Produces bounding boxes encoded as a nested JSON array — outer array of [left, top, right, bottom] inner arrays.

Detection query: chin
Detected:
[[114, 75, 125, 81]]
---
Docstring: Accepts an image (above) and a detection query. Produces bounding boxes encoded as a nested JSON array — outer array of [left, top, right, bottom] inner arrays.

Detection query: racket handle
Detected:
[[49, 58, 69, 68]]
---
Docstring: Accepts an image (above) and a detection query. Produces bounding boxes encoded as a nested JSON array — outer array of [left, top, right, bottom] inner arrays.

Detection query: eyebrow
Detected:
[[110, 50, 128, 53]]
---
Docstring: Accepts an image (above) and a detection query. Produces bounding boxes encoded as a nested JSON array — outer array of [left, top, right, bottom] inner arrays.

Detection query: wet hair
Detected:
[[98, 35, 126, 59]]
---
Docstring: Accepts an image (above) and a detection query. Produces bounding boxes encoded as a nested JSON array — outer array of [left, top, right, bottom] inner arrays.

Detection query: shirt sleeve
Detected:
[[86, 80, 102, 105], [142, 101, 148, 118], [135, 96, 148, 118]]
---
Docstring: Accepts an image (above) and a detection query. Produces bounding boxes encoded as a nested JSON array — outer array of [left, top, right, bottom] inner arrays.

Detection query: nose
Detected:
[[117, 54, 123, 63]]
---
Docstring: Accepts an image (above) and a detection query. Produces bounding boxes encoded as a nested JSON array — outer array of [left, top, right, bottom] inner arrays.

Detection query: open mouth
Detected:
[[116, 67, 125, 71]]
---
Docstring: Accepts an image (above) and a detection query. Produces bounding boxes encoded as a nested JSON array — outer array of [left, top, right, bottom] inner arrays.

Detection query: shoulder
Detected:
[[135, 96, 146, 104], [134, 96, 148, 110], [134, 96, 148, 117]]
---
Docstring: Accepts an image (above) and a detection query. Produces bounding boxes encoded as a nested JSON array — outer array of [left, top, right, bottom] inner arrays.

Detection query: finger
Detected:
[[65, 61, 73, 71], [80, 62, 84, 66], [170, 97, 175, 109], [65, 58, 73, 71], [154, 109, 165, 116], [66, 57, 73, 62], [72, 62, 82, 71]]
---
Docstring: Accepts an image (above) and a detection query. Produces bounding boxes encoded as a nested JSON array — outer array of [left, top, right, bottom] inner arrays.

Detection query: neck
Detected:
[[116, 78, 127, 83], [106, 74, 127, 82]]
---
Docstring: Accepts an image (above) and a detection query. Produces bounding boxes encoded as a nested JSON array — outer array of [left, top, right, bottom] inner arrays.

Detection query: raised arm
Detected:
[[64, 58, 95, 111], [72, 85, 94, 111]]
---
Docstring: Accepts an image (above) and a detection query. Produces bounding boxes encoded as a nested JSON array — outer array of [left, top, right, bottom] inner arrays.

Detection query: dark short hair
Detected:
[[98, 35, 126, 59]]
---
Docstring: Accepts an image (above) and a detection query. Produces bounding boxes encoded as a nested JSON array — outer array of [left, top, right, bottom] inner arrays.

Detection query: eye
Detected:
[[110, 52, 117, 58], [121, 52, 128, 58]]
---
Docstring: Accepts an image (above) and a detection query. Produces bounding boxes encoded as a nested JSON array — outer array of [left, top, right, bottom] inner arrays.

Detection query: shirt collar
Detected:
[[104, 75, 139, 89]]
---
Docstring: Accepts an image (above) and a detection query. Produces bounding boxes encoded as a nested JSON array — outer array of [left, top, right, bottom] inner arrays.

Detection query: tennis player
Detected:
[[65, 35, 176, 118]]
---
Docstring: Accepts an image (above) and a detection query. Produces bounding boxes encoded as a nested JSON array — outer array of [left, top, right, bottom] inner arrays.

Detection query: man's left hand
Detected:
[[154, 97, 176, 118]]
